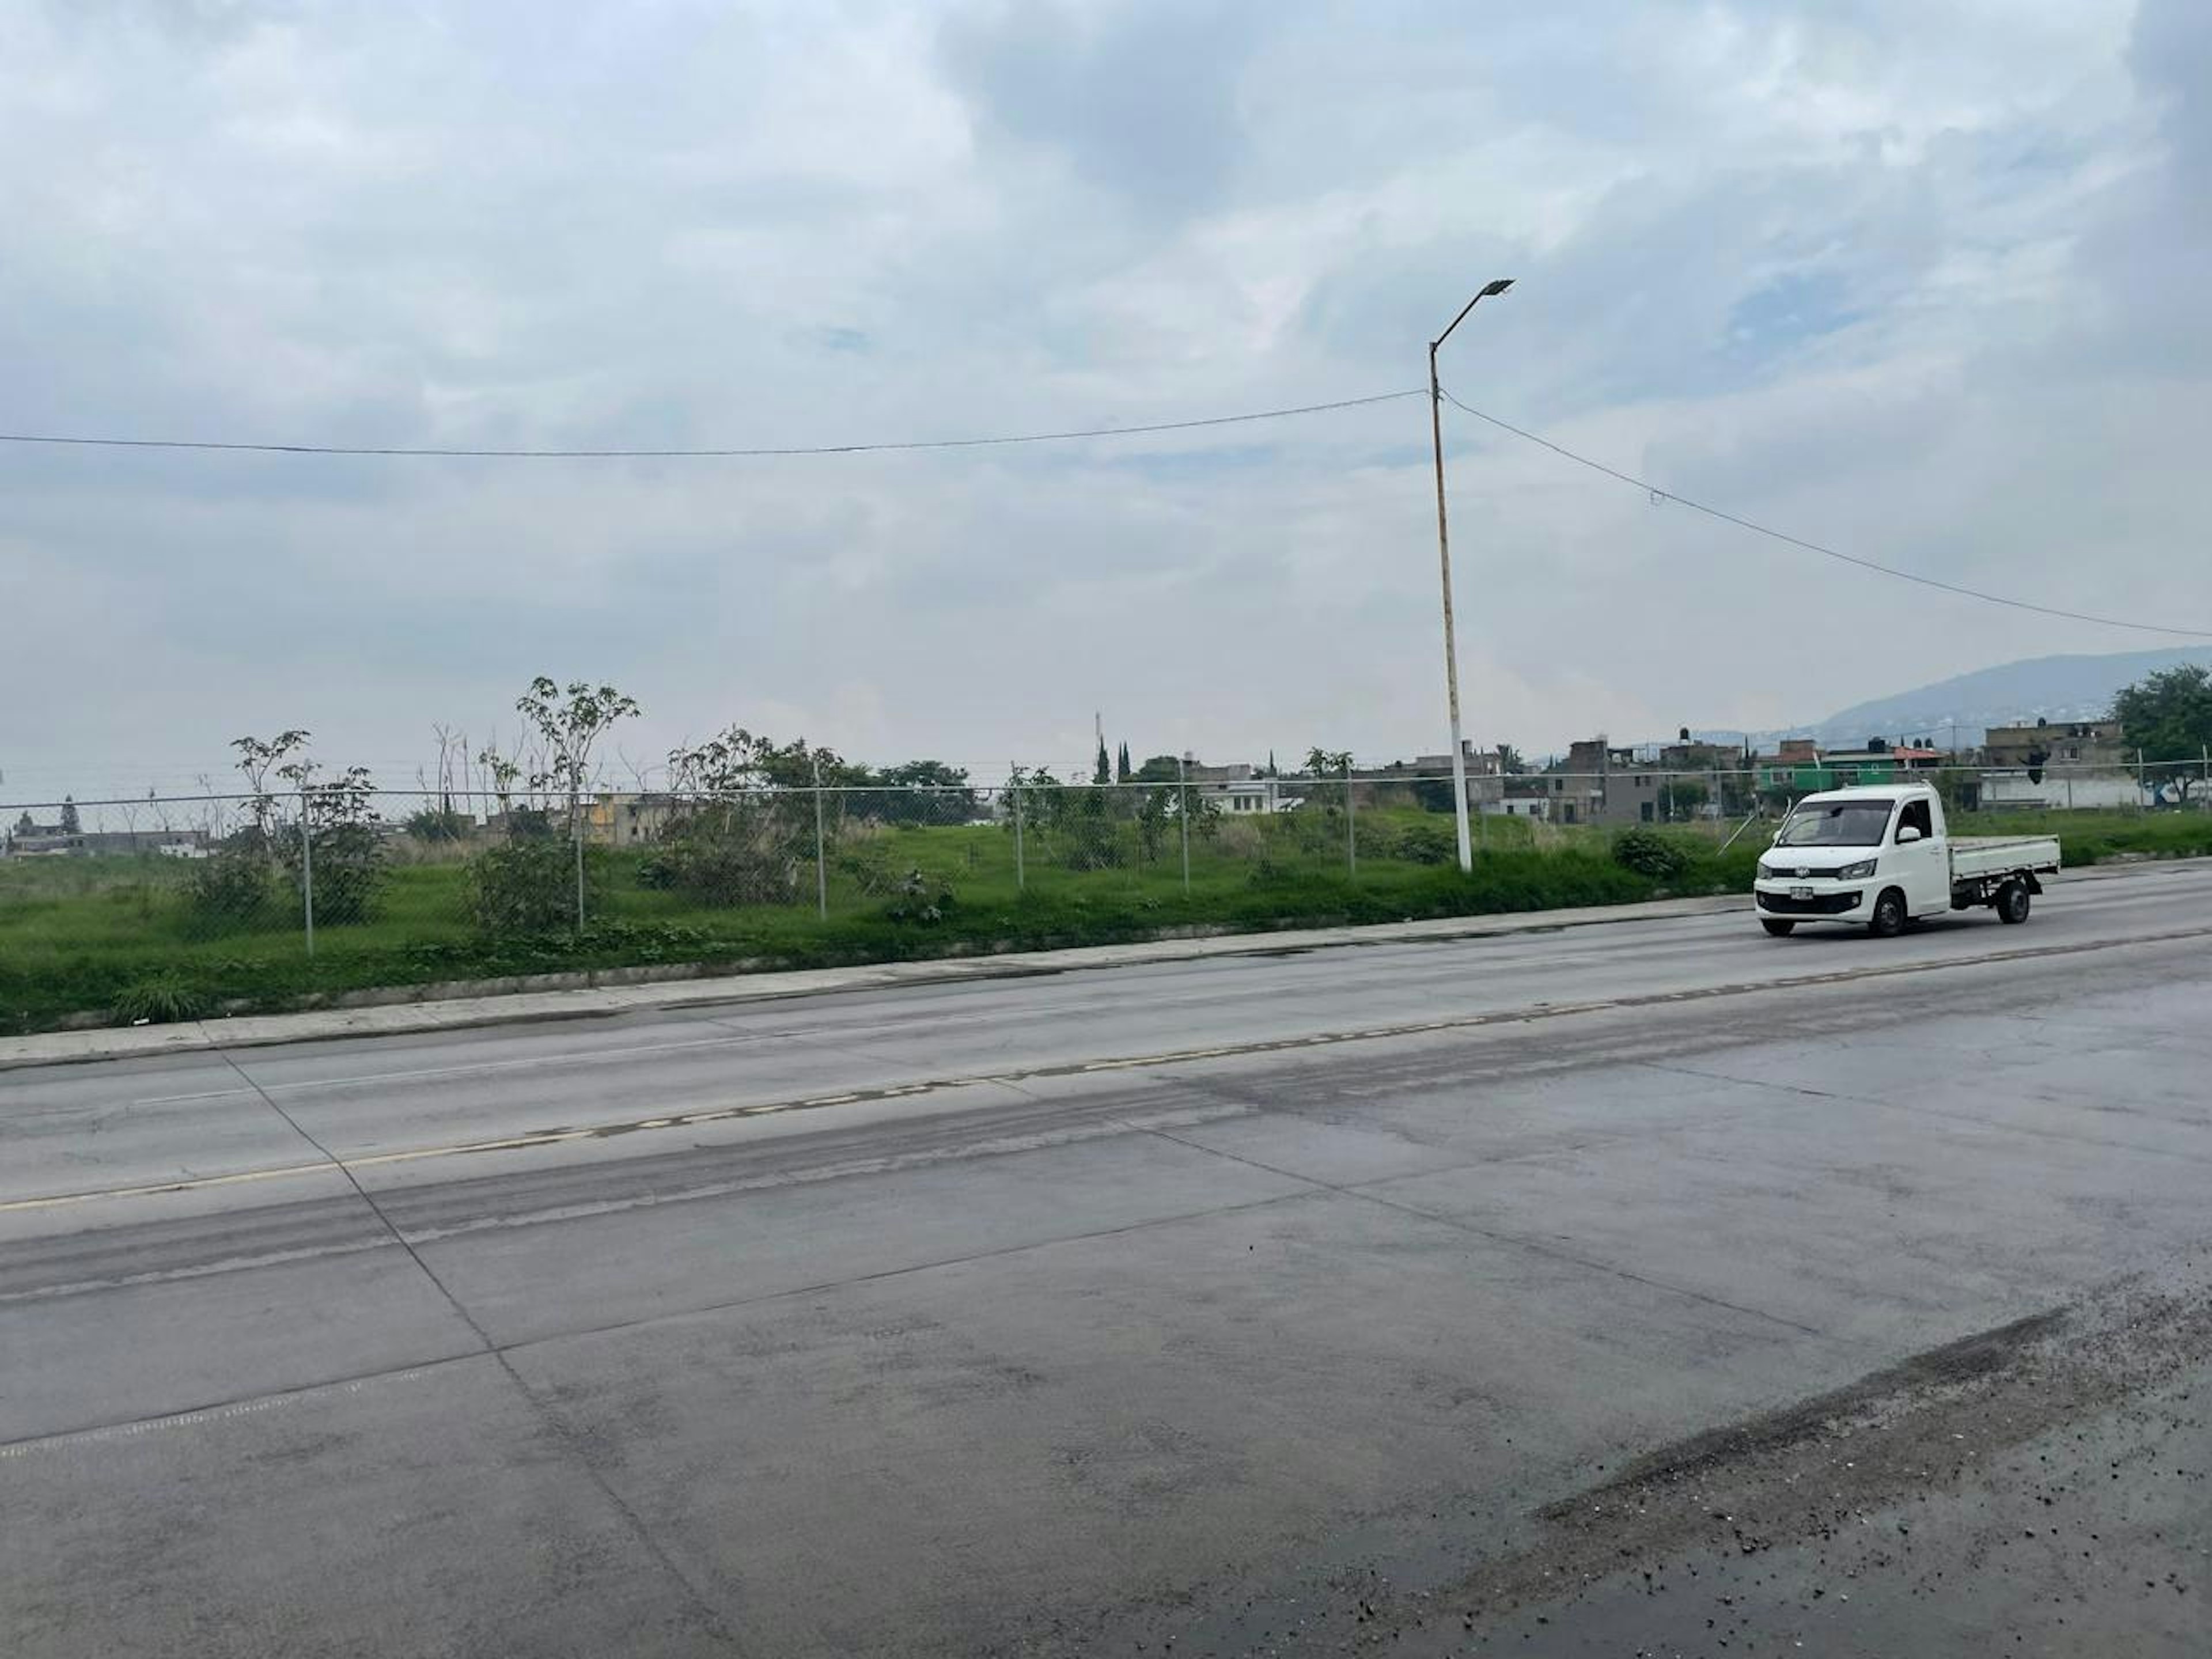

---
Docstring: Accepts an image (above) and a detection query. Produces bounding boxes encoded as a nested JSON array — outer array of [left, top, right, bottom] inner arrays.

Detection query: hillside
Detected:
[[1788, 647, 2212, 748]]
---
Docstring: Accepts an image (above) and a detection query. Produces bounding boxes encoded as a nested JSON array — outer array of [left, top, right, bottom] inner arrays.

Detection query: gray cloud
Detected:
[[0, 0, 2202, 802], [938, 1, 1268, 220]]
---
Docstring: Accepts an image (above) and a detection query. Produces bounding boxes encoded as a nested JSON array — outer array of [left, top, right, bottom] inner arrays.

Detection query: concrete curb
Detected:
[[0, 893, 1755, 1072], [3, 856, 2199, 1074]]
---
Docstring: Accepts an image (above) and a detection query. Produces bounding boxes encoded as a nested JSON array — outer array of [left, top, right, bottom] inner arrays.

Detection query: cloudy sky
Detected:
[[2, 0, 2206, 802]]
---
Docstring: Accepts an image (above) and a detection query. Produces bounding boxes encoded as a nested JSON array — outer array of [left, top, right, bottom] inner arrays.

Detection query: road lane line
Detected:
[[125, 1028, 825, 1107], [12, 921, 2210, 1217], [103, 880, 2212, 1106]]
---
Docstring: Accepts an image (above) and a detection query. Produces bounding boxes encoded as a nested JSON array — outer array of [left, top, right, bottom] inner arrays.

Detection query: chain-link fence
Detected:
[[3, 762, 2207, 1031]]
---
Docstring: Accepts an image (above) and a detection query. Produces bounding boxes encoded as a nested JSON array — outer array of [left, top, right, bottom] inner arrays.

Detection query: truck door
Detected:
[[1891, 795, 1948, 916]]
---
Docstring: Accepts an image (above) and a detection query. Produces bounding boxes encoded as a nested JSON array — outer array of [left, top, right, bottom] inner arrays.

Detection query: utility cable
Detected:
[[1440, 386, 2212, 640], [0, 388, 1423, 459]]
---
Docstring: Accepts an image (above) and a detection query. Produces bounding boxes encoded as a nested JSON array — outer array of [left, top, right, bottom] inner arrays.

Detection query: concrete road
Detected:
[[3, 864, 2209, 1656]]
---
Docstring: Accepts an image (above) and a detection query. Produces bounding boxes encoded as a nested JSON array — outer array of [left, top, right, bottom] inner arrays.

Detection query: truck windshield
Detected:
[[1775, 802, 1895, 848]]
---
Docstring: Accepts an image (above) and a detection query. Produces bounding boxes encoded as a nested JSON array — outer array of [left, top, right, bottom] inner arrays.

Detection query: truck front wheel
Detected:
[[1869, 888, 1908, 938], [1997, 880, 2032, 924], [1761, 918, 1796, 937]]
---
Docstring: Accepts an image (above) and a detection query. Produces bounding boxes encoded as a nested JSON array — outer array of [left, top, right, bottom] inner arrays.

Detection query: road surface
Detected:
[[5, 864, 2210, 1656]]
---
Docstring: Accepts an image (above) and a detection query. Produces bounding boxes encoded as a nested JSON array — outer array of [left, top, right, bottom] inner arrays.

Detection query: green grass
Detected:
[[3, 804, 2199, 1036], [1959, 807, 2212, 868]]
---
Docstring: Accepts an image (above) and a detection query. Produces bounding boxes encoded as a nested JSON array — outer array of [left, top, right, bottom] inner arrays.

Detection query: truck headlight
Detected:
[[1837, 858, 1878, 881]]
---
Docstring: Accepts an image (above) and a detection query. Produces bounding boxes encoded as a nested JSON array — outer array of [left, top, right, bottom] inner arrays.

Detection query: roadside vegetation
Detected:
[[6, 662, 2209, 1038], [0, 809, 1765, 1036], [5, 804, 2206, 1037]]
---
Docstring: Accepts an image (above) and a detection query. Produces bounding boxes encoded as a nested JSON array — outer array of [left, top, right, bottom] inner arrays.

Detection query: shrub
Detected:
[[1611, 827, 1690, 880], [883, 869, 955, 925], [187, 853, 282, 932], [638, 831, 802, 906], [1353, 820, 1401, 862], [112, 972, 207, 1025], [1394, 821, 1459, 866], [295, 821, 389, 925], [469, 839, 599, 933], [834, 842, 900, 898]]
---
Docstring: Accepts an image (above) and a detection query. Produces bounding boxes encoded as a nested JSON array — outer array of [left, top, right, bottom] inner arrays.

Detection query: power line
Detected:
[[1440, 387, 2212, 641], [0, 388, 1424, 459], [10, 369, 2203, 639]]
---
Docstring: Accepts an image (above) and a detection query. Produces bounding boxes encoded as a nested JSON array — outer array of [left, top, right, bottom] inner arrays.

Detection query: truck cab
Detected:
[[1753, 783, 2059, 939]]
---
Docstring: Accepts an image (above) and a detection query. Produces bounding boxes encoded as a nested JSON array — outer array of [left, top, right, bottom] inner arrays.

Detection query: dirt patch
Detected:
[[1417, 1267, 2212, 1643]]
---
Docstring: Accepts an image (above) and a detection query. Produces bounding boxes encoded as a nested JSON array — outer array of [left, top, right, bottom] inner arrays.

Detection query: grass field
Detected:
[[2, 805, 2205, 1036]]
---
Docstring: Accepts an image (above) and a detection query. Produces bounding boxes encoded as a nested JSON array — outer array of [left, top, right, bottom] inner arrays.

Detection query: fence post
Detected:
[[298, 789, 315, 958], [1177, 754, 1191, 896], [573, 798, 586, 933], [812, 760, 829, 922], [1012, 767, 1025, 891], [1344, 756, 1356, 876]]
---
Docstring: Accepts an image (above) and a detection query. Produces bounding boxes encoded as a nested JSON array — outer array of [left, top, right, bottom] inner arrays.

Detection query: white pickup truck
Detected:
[[1753, 783, 2061, 938]]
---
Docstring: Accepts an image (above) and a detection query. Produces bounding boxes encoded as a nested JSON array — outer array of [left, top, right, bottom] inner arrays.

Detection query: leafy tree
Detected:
[[999, 764, 1126, 869], [287, 763, 388, 923], [514, 677, 641, 820], [1301, 747, 1353, 811], [646, 728, 858, 906], [1496, 744, 1528, 779], [228, 730, 311, 853], [459, 679, 637, 930], [195, 731, 388, 928], [476, 745, 524, 824], [1133, 754, 1183, 783], [1116, 743, 1132, 784], [59, 797, 81, 834], [2113, 665, 2212, 804], [1093, 740, 1112, 786], [856, 760, 978, 826], [1657, 780, 1708, 820]]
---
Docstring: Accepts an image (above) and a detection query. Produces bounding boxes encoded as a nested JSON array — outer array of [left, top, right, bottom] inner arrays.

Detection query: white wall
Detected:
[[1980, 771, 2140, 810]]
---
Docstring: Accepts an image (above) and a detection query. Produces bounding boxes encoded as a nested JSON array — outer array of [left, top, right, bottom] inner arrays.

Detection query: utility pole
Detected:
[[1429, 276, 1515, 873], [1178, 752, 1192, 895], [812, 755, 829, 921]]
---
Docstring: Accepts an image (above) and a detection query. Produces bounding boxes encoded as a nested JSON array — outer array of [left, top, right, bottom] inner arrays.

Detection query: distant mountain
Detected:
[[1698, 647, 2212, 753]]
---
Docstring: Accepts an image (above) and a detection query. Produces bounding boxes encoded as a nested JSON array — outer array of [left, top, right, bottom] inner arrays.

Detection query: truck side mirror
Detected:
[[1897, 825, 1923, 844]]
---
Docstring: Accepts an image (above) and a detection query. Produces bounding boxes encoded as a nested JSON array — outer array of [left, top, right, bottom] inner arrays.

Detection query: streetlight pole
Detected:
[[1429, 277, 1514, 873]]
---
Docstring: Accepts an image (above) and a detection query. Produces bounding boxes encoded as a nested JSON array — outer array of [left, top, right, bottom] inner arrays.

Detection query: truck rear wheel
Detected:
[[1997, 880, 2032, 924], [1869, 888, 1908, 938], [1761, 918, 1796, 937]]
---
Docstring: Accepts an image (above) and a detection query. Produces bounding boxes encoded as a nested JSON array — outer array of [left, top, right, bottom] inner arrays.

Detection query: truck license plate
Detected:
[[1790, 886, 1815, 900]]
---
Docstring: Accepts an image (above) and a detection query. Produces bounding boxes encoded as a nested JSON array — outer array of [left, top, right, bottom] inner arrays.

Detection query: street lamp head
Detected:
[[1480, 278, 1515, 298]]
